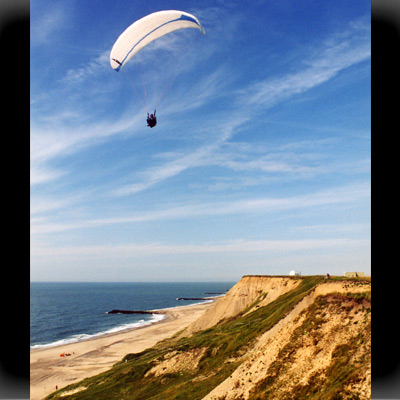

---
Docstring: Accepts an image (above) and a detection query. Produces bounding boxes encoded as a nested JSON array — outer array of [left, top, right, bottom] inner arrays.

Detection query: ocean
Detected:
[[30, 282, 234, 349]]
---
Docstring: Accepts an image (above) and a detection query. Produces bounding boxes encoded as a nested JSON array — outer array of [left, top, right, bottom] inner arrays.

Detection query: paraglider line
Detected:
[[114, 14, 203, 72], [139, 60, 149, 112]]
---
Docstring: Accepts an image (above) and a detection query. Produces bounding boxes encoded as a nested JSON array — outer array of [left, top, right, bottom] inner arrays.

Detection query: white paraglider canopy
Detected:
[[110, 10, 205, 71]]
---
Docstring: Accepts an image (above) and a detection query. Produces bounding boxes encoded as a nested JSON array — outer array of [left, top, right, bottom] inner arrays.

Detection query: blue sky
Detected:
[[30, 0, 371, 282]]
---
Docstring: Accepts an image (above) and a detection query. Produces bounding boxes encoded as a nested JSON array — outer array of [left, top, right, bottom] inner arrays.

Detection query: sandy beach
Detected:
[[30, 301, 214, 400]]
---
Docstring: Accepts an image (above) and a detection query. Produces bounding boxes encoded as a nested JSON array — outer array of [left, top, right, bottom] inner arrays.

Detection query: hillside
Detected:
[[183, 275, 301, 336], [45, 275, 371, 400]]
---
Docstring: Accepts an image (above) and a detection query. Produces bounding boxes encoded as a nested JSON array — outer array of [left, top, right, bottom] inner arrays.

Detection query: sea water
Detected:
[[30, 282, 234, 349]]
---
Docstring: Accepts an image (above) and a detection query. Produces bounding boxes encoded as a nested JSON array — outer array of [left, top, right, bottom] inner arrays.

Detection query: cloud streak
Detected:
[[30, 109, 144, 186], [31, 237, 369, 259], [31, 182, 370, 235], [60, 51, 110, 85], [236, 17, 370, 108], [31, 3, 69, 44], [110, 114, 249, 196]]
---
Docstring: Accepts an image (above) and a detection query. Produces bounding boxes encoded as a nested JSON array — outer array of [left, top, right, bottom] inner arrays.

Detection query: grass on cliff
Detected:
[[46, 276, 324, 400]]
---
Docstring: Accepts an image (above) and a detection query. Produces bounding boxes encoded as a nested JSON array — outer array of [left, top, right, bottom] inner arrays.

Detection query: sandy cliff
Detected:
[[49, 275, 371, 400], [201, 277, 371, 400], [183, 275, 301, 335]]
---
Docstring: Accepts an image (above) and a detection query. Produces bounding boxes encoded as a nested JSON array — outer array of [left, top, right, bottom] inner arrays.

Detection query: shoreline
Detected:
[[31, 299, 215, 351], [30, 300, 216, 400]]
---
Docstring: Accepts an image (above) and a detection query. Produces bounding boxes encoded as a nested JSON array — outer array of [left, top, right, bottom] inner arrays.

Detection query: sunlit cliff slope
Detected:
[[47, 275, 371, 400]]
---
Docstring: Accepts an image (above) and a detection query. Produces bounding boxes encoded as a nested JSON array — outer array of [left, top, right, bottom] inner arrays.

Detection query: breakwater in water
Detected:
[[107, 309, 167, 315]]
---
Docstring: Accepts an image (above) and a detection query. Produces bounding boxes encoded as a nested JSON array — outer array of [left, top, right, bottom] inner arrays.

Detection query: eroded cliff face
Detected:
[[183, 276, 301, 336], [202, 278, 371, 400], [177, 276, 370, 399]]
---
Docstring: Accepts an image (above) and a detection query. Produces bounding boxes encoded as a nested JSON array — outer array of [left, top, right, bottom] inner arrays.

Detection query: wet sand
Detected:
[[30, 301, 214, 400]]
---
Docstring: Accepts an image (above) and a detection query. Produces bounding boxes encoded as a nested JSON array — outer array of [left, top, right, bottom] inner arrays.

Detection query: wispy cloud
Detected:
[[31, 182, 370, 235], [31, 237, 369, 259], [30, 109, 143, 186], [292, 222, 370, 235], [30, 3, 70, 44], [236, 17, 370, 108], [163, 66, 236, 114], [60, 51, 110, 85], [110, 114, 249, 196], [30, 164, 66, 186]]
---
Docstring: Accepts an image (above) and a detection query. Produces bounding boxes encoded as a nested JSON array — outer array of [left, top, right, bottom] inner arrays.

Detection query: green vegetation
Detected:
[[46, 276, 371, 400]]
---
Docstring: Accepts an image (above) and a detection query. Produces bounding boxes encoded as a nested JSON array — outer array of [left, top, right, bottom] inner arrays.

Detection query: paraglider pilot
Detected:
[[147, 110, 157, 128]]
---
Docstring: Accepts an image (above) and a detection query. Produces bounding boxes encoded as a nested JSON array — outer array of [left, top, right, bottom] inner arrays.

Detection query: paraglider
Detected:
[[110, 10, 205, 128], [147, 110, 157, 128]]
